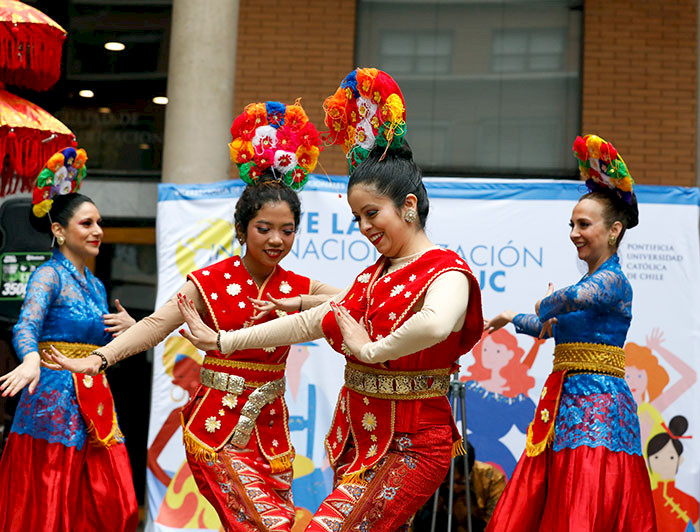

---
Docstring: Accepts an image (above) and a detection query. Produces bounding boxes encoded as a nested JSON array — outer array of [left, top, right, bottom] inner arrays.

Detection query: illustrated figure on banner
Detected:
[[461, 329, 544, 478], [646, 415, 699, 532], [147, 337, 222, 530]]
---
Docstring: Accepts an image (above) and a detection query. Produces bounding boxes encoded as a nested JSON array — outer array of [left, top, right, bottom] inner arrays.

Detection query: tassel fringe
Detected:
[[452, 439, 466, 458], [525, 420, 556, 457], [269, 454, 292, 473], [340, 469, 368, 486], [183, 431, 217, 463], [85, 411, 119, 448]]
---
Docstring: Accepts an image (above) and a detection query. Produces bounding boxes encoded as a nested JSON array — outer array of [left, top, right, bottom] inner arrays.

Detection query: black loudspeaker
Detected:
[[0, 198, 52, 326]]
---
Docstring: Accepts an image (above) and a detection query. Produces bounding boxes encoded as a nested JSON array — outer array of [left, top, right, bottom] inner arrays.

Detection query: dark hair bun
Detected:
[[668, 415, 689, 437], [29, 193, 95, 236]]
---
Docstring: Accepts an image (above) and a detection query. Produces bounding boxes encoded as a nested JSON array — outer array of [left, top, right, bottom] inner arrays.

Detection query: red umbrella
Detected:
[[0, 0, 66, 92], [0, 88, 75, 195]]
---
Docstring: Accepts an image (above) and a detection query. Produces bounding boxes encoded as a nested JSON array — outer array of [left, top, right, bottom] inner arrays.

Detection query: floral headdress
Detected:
[[229, 100, 322, 192], [323, 68, 407, 171], [572, 135, 635, 204], [32, 146, 88, 218]]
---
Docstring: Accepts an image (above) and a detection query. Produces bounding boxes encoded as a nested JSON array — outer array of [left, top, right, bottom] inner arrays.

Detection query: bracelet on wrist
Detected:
[[91, 351, 109, 372], [216, 331, 223, 353]]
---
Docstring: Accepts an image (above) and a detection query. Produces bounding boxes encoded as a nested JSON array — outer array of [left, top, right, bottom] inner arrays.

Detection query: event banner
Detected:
[[146, 176, 700, 532]]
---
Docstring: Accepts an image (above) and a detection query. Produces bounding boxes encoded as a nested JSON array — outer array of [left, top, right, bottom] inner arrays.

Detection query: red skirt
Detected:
[[0, 432, 138, 532], [486, 445, 657, 531]]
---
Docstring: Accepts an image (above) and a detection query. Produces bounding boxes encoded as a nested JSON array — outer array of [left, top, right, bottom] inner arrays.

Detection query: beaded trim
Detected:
[[553, 342, 625, 378], [203, 356, 285, 372], [38, 341, 99, 361], [231, 377, 286, 448]]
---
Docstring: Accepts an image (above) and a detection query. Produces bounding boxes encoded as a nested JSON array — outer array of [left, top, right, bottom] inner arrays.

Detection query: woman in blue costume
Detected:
[[483, 135, 657, 531], [0, 190, 138, 532]]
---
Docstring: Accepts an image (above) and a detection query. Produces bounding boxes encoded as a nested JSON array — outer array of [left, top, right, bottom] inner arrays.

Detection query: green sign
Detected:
[[0, 252, 52, 300]]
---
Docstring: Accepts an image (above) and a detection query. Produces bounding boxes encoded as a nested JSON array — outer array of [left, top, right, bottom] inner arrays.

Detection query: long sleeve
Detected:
[[538, 270, 626, 322], [356, 270, 469, 364], [299, 280, 341, 311], [512, 313, 546, 338], [219, 288, 349, 353], [12, 266, 59, 361], [99, 281, 204, 365]]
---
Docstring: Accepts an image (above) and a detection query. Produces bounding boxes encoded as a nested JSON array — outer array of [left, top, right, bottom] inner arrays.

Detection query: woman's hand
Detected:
[[0, 352, 41, 397], [176, 294, 218, 352], [538, 317, 557, 339], [42, 345, 102, 375], [483, 310, 516, 334], [250, 294, 301, 321], [331, 302, 371, 357], [104, 298, 136, 337], [535, 283, 554, 316]]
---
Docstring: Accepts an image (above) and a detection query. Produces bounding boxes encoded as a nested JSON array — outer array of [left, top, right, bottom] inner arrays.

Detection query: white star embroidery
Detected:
[[211, 293, 218, 301], [428, 268, 435, 273], [224, 273, 231, 279], [227, 283, 242, 297], [390, 284, 404, 297], [246, 279, 254, 285], [357, 273, 371, 283], [234, 260, 240, 267], [270, 408, 276, 415], [389, 312, 396, 320], [202, 270, 210, 276], [404, 291, 412, 298], [383, 276, 392, 283], [272, 439, 279, 447], [409, 274, 417, 282], [279, 281, 292, 294], [238, 301, 246, 308]]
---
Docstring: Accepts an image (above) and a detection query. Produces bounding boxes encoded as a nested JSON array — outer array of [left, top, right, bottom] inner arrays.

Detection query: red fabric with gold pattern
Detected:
[[72, 373, 120, 447], [185, 256, 311, 466], [321, 248, 483, 476], [525, 369, 567, 457]]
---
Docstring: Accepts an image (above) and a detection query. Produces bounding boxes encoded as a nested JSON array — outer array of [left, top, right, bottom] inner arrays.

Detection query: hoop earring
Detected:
[[170, 386, 185, 402], [56, 235, 65, 246], [404, 209, 417, 223]]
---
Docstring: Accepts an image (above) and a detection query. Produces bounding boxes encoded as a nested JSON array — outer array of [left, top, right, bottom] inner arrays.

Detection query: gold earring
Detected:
[[404, 209, 417, 223], [56, 235, 65, 246], [608, 235, 616, 246]]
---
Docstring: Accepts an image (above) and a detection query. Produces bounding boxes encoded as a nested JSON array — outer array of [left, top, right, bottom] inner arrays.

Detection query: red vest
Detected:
[[182, 256, 311, 470], [321, 248, 483, 476]]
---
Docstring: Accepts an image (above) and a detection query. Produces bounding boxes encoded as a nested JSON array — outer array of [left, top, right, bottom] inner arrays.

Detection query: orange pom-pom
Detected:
[[46, 153, 64, 172], [73, 149, 88, 169]]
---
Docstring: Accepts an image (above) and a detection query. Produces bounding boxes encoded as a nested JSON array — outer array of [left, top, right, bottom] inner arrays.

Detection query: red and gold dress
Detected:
[[183, 256, 314, 531], [219, 247, 483, 531]]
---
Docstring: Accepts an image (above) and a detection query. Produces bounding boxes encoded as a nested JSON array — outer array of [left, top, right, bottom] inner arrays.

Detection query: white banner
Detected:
[[146, 176, 700, 532]]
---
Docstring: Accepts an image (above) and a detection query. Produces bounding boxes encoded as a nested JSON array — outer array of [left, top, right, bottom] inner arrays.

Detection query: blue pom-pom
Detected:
[[61, 147, 77, 165], [341, 70, 360, 98], [266, 101, 286, 129]]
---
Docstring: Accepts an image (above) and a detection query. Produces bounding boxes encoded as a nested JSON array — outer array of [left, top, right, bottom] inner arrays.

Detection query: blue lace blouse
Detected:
[[10, 250, 112, 448], [511, 254, 641, 456]]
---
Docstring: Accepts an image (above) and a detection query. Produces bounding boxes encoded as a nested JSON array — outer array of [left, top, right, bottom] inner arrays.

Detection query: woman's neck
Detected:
[[390, 230, 434, 261], [242, 254, 274, 286], [586, 251, 614, 275], [59, 247, 87, 276]]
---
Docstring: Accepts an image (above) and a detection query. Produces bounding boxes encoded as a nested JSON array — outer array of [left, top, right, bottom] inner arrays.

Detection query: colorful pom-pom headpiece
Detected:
[[31, 147, 88, 218], [229, 100, 322, 192], [572, 135, 635, 204], [323, 68, 407, 171]]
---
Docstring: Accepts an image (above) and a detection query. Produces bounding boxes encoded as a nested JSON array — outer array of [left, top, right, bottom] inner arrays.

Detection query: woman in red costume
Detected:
[[47, 101, 338, 532], [0, 148, 138, 532], [483, 135, 657, 531], [176, 68, 484, 531]]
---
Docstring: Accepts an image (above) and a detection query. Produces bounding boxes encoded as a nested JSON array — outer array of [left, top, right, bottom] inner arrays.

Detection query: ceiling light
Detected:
[[104, 42, 125, 52], [152, 96, 168, 105], [79, 89, 94, 98]]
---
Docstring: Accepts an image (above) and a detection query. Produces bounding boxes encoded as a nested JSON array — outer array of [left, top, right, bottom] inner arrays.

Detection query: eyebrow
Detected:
[[254, 220, 295, 227]]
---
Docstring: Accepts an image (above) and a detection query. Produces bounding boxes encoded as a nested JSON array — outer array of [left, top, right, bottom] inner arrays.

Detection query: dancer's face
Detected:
[[348, 184, 411, 258], [54, 202, 103, 260], [648, 440, 682, 480], [243, 201, 296, 271], [625, 365, 648, 404], [569, 198, 618, 270]]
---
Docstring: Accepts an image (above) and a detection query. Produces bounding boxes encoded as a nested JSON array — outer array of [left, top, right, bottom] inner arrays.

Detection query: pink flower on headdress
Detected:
[[252, 125, 277, 151], [274, 151, 298, 174], [276, 126, 300, 152], [572, 136, 589, 161], [284, 105, 308, 131], [254, 149, 275, 170]]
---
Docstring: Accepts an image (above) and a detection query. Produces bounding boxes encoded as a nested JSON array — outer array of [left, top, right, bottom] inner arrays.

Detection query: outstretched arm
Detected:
[[647, 328, 697, 413]]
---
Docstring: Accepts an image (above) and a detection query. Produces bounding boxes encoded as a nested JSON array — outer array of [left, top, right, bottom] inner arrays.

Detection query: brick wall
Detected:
[[233, 0, 357, 178], [583, 0, 697, 186]]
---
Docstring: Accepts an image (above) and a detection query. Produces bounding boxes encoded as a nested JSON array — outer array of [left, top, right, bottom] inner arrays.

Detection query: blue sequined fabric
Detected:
[[11, 250, 112, 448], [511, 254, 640, 455]]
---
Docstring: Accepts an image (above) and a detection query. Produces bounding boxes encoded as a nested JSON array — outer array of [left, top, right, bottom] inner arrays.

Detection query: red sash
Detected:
[[525, 370, 567, 457], [72, 372, 122, 447], [184, 256, 311, 470]]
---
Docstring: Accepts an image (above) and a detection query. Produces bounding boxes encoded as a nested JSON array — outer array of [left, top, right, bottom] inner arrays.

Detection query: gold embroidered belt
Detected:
[[38, 341, 99, 369], [199, 357, 285, 393], [344, 361, 451, 400], [553, 342, 625, 378]]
